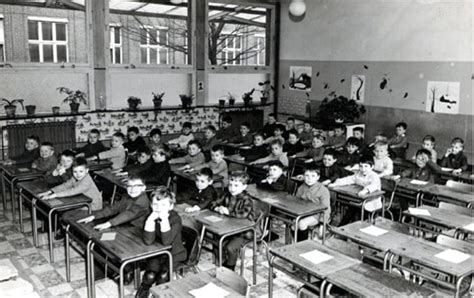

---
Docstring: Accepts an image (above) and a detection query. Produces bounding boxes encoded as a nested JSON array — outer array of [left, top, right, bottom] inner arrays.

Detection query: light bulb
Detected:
[[289, 0, 306, 17]]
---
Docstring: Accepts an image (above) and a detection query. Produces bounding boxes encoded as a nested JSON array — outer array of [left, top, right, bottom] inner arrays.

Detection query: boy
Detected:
[[372, 141, 393, 177], [251, 139, 289, 167], [283, 117, 296, 139], [193, 145, 228, 186], [329, 156, 382, 226], [148, 128, 163, 151], [140, 145, 171, 186], [261, 113, 278, 138], [319, 149, 345, 185], [200, 125, 219, 153], [210, 171, 257, 270], [283, 129, 305, 156], [256, 160, 287, 191], [240, 133, 268, 162], [327, 124, 346, 150], [388, 122, 408, 158], [3, 135, 40, 165], [136, 187, 186, 298], [169, 140, 205, 169], [292, 135, 325, 164], [294, 165, 330, 241], [299, 121, 314, 146], [77, 175, 150, 230], [227, 122, 253, 146], [124, 126, 147, 156], [413, 135, 437, 164], [352, 127, 367, 154], [264, 124, 286, 145], [338, 137, 360, 168], [168, 122, 194, 149], [440, 137, 468, 174], [123, 147, 153, 176], [46, 149, 75, 187], [183, 168, 218, 213], [31, 142, 58, 176], [74, 129, 107, 158], [216, 116, 236, 142], [88, 132, 127, 170]]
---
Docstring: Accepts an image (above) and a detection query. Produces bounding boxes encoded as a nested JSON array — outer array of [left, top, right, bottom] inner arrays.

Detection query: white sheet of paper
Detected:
[[360, 225, 388, 237], [263, 198, 278, 204], [410, 179, 428, 185], [18, 168, 29, 172], [300, 249, 334, 265], [189, 282, 230, 298], [100, 232, 116, 241], [441, 167, 453, 172], [408, 208, 431, 216], [462, 223, 474, 232], [0, 259, 18, 281], [435, 249, 470, 264], [204, 215, 222, 223]]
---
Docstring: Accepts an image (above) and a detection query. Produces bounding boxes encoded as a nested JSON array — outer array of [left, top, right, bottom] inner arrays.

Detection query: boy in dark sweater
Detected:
[[216, 116, 238, 142], [183, 168, 218, 213], [31, 142, 58, 176], [338, 137, 361, 169], [46, 149, 75, 187], [74, 129, 107, 158], [283, 129, 305, 156], [261, 113, 278, 138], [3, 135, 40, 166], [319, 149, 345, 186], [136, 187, 186, 298], [240, 133, 268, 162], [124, 126, 148, 156], [140, 145, 171, 186], [227, 122, 253, 146], [256, 160, 287, 191], [200, 125, 220, 154], [123, 147, 153, 176], [440, 137, 469, 175]]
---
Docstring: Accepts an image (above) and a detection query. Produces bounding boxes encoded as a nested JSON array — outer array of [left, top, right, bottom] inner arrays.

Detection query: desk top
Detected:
[[95, 169, 127, 188], [326, 263, 435, 298], [195, 210, 255, 236], [150, 270, 240, 297], [269, 240, 360, 279], [88, 160, 113, 172], [225, 155, 259, 168], [331, 184, 385, 200], [393, 178, 433, 193], [1, 164, 44, 178], [172, 168, 223, 183], [426, 184, 474, 205], [439, 170, 474, 184], [403, 205, 473, 230]]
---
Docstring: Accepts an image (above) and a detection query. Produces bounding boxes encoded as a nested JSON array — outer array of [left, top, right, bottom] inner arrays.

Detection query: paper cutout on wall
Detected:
[[426, 81, 460, 114], [289, 66, 312, 91], [350, 75, 365, 102]]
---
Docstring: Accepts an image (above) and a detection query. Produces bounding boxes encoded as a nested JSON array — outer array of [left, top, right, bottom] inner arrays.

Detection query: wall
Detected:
[[278, 0, 474, 160]]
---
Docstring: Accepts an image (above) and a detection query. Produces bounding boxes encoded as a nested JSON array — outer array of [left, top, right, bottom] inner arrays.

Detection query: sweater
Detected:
[[46, 166, 73, 187], [227, 133, 253, 146], [32, 155, 58, 176], [294, 146, 324, 162], [440, 152, 468, 171], [195, 159, 228, 185], [93, 192, 150, 227], [124, 159, 153, 176], [283, 141, 305, 156], [338, 151, 360, 167], [327, 135, 346, 149], [98, 145, 126, 170], [140, 160, 171, 186], [319, 164, 345, 183], [216, 126, 238, 142], [253, 152, 289, 167], [261, 123, 277, 139], [296, 182, 331, 221], [168, 133, 195, 149], [51, 174, 102, 211], [211, 190, 255, 220], [299, 131, 313, 145], [11, 148, 40, 165], [124, 136, 148, 154], [256, 175, 287, 192], [171, 152, 206, 168], [74, 142, 107, 158], [183, 185, 218, 210], [401, 165, 435, 183], [241, 145, 268, 162], [373, 155, 394, 177], [200, 136, 220, 153]]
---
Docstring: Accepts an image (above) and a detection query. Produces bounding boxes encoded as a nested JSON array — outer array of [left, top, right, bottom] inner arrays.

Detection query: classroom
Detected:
[[0, 0, 472, 297]]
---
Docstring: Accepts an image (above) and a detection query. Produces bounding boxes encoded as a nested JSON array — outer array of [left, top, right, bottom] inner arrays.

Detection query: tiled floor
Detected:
[[0, 198, 303, 297]]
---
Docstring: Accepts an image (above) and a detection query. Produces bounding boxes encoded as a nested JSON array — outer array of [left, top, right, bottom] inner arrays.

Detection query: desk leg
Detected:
[[294, 216, 303, 243], [253, 228, 257, 285], [10, 177, 16, 222], [65, 225, 71, 282], [197, 226, 206, 261], [455, 274, 468, 298], [32, 199, 38, 246], [320, 280, 327, 298], [218, 236, 225, 267], [322, 214, 326, 244], [19, 189, 24, 233], [1, 172, 6, 210], [90, 243, 96, 298], [268, 255, 275, 298], [48, 210, 55, 262]]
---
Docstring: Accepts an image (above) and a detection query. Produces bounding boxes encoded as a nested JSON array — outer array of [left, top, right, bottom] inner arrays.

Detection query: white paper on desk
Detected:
[[189, 282, 230, 298], [410, 179, 429, 185], [300, 250, 334, 265], [263, 198, 278, 204], [462, 223, 474, 232], [100, 232, 116, 241], [0, 259, 18, 281], [408, 208, 431, 216], [360, 225, 388, 237], [435, 249, 470, 264], [204, 215, 222, 223], [441, 167, 453, 172], [17, 168, 29, 172]]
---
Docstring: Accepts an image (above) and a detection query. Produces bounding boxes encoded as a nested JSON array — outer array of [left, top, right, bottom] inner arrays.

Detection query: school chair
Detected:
[[215, 267, 249, 296], [289, 157, 307, 178], [175, 225, 200, 278]]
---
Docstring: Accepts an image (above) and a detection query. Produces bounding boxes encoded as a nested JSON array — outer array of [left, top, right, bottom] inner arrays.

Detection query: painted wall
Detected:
[[278, 0, 474, 160]]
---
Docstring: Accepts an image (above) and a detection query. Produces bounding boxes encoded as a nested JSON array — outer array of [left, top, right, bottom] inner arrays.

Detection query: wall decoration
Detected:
[[426, 81, 460, 114], [289, 66, 312, 91], [350, 75, 365, 102]]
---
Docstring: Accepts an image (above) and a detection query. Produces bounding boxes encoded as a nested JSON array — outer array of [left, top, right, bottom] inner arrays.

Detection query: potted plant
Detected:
[[52, 106, 60, 115], [127, 96, 142, 111], [242, 88, 255, 106], [0, 98, 24, 118], [25, 105, 36, 117], [152, 92, 165, 109], [258, 80, 274, 104], [316, 95, 366, 123], [227, 92, 236, 106], [218, 98, 226, 107], [179, 94, 194, 110], [57, 87, 87, 114]]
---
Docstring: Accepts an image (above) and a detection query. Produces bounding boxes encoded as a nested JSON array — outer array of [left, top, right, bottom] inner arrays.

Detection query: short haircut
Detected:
[[274, 124, 286, 132], [206, 125, 217, 134], [353, 127, 364, 133], [196, 167, 213, 180], [359, 155, 374, 166], [416, 148, 432, 159], [73, 156, 88, 168], [113, 132, 126, 141], [89, 129, 100, 136], [128, 174, 145, 184], [267, 160, 285, 170], [287, 129, 299, 138], [313, 134, 325, 142], [396, 122, 407, 130], [287, 117, 295, 122], [137, 147, 151, 156], [346, 137, 360, 147], [268, 113, 276, 118], [374, 141, 388, 149], [334, 124, 345, 132], [222, 116, 232, 124], [270, 139, 284, 147], [182, 122, 192, 129], [303, 120, 312, 126], [422, 135, 435, 143], [127, 126, 139, 134], [303, 164, 320, 175], [150, 128, 162, 137], [27, 135, 40, 143], [152, 145, 169, 159], [60, 149, 76, 158], [240, 121, 250, 129], [188, 139, 201, 149], [229, 171, 250, 185], [323, 148, 338, 159], [451, 137, 464, 146], [151, 186, 176, 204], [253, 133, 264, 140], [211, 144, 224, 154], [41, 141, 54, 149]]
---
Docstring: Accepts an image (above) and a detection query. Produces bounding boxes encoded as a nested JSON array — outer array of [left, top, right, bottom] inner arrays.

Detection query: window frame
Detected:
[[109, 24, 123, 64], [139, 25, 170, 65], [0, 15, 5, 64], [220, 33, 243, 66], [27, 16, 69, 63]]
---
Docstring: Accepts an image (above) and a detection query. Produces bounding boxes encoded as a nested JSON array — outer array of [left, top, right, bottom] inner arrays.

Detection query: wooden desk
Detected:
[[246, 184, 328, 243], [0, 164, 44, 221], [330, 184, 385, 219], [268, 240, 360, 298], [195, 209, 257, 285], [387, 177, 433, 206], [224, 154, 254, 168], [425, 184, 474, 207], [150, 270, 241, 297], [439, 169, 474, 185], [88, 159, 113, 172], [222, 143, 251, 155], [322, 263, 435, 297], [18, 180, 92, 262]]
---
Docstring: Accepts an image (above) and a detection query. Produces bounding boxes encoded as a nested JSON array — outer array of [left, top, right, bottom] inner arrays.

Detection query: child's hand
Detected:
[[94, 222, 112, 231], [290, 155, 296, 159], [453, 168, 462, 175], [147, 212, 160, 222], [445, 148, 453, 157], [304, 159, 313, 163], [214, 206, 224, 214], [262, 165, 269, 169], [37, 191, 51, 198], [77, 215, 95, 224], [42, 193, 57, 200], [185, 206, 200, 213], [31, 163, 37, 169], [220, 207, 229, 215], [322, 179, 331, 186], [158, 210, 170, 221], [75, 153, 85, 158], [184, 168, 194, 173], [357, 189, 369, 197]]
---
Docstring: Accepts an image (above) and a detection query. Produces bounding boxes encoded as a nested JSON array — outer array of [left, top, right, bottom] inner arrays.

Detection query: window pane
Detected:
[[140, 28, 147, 45], [159, 49, 167, 64], [159, 29, 167, 45], [42, 22, 53, 40], [227, 37, 233, 48], [227, 52, 233, 64], [150, 48, 157, 63], [235, 36, 241, 48], [150, 30, 158, 45], [235, 51, 240, 64], [56, 23, 67, 41], [57, 45, 67, 62], [28, 21, 39, 40], [114, 27, 120, 44], [140, 48, 148, 64], [29, 44, 40, 62], [0, 45, 4, 63], [115, 47, 121, 63], [43, 44, 54, 62], [110, 48, 114, 63]]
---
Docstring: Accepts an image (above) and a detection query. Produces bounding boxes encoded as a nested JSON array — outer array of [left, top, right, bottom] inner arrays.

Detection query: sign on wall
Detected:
[[289, 66, 312, 91], [350, 75, 365, 102], [426, 81, 460, 114]]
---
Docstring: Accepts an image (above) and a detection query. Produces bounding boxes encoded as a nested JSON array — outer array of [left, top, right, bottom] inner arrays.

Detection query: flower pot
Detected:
[[260, 97, 268, 105], [218, 99, 226, 107], [180, 98, 193, 109], [243, 97, 252, 107], [52, 106, 60, 115], [25, 105, 36, 117], [153, 99, 163, 109], [69, 102, 80, 114], [128, 101, 140, 111], [228, 98, 235, 106], [4, 106, 16, 118]]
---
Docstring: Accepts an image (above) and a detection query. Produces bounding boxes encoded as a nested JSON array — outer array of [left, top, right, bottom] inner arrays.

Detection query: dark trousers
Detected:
[[223, 236, 247, 267]]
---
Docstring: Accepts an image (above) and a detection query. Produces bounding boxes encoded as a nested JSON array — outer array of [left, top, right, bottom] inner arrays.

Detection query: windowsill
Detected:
[[0, 111, 86, 121]]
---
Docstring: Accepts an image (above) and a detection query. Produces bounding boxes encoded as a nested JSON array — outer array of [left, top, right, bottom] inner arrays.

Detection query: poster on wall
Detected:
[[350, 75, 365, 102], [426, 81, 460, 114], [289, 66, 312, 91]]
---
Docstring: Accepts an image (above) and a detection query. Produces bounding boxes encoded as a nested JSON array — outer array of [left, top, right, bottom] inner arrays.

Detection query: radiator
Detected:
[[4, 121, 76, 159]]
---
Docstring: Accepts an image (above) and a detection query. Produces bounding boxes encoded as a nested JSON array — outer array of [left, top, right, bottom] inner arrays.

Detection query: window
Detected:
[[109, 25, 122, 64], [219, 34, 242, 65], [139, 27, 169, 65], [28, 17, 68, 63], [0, 17, 4, 63], [255, 35, 265, 65]]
